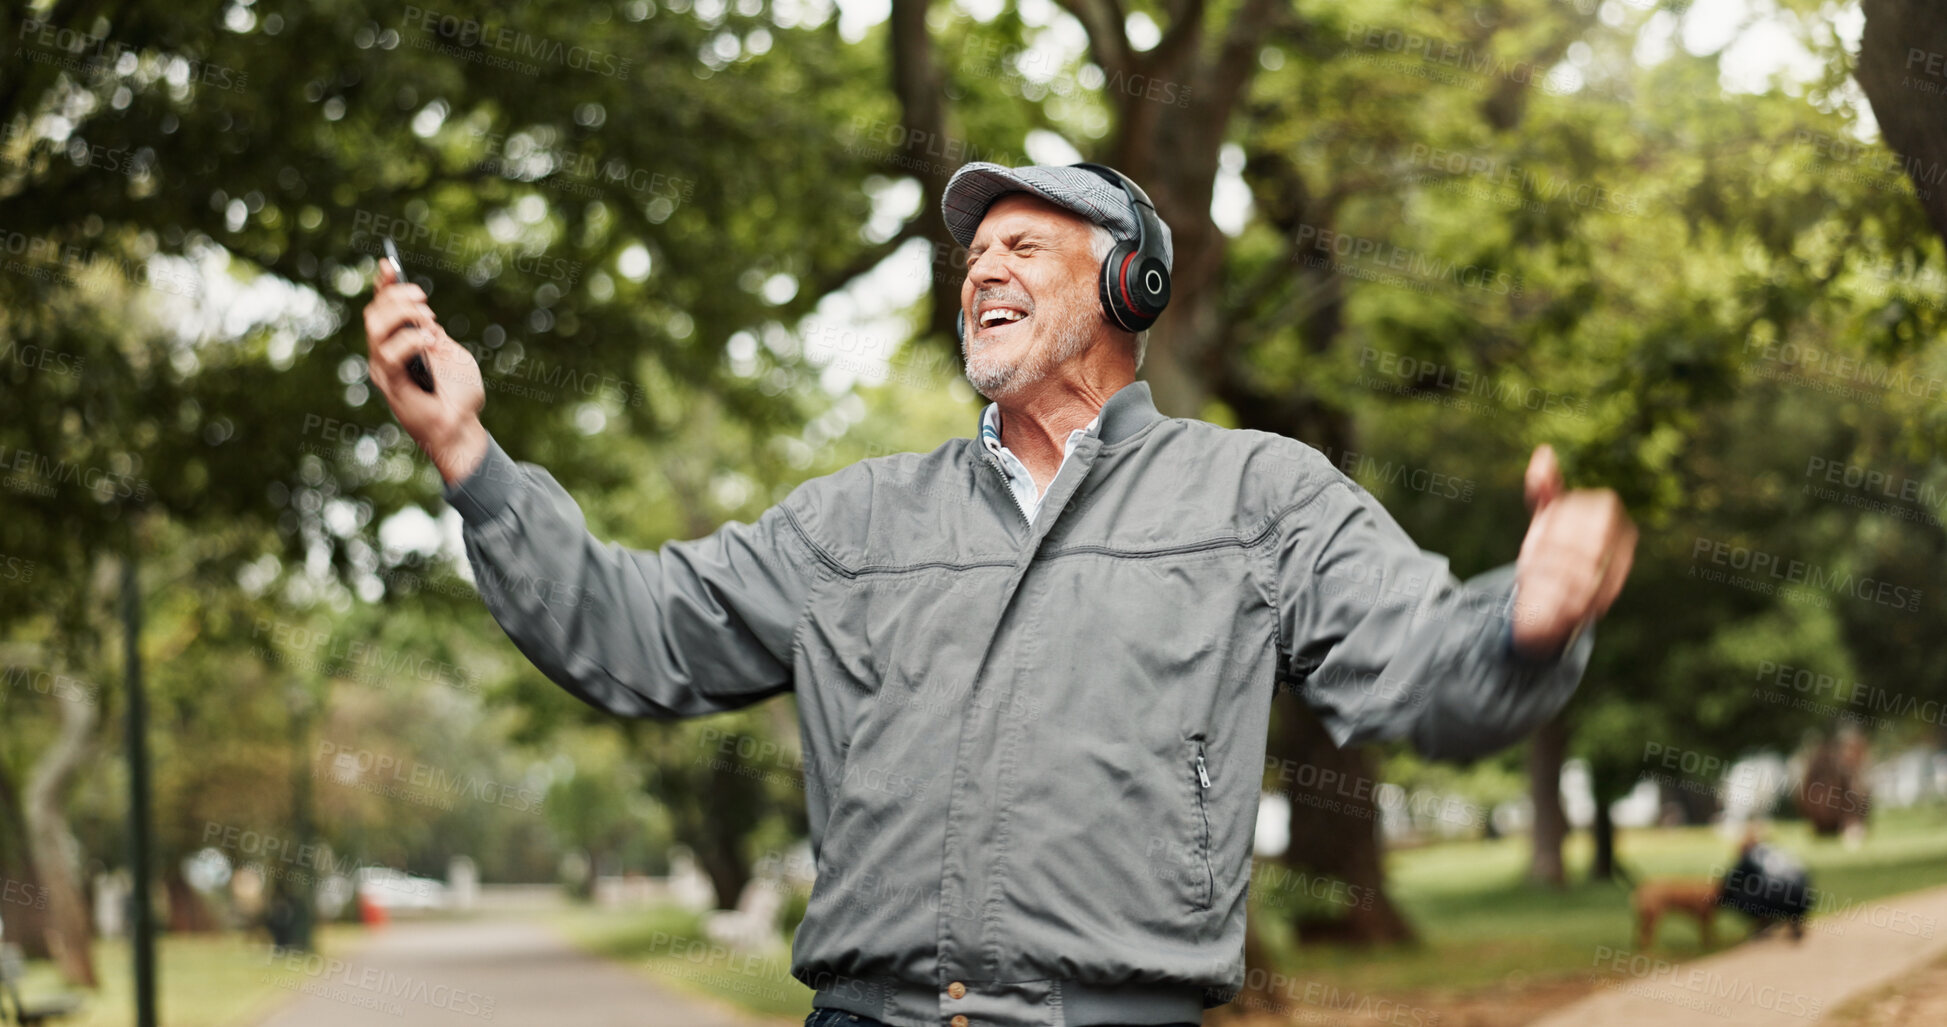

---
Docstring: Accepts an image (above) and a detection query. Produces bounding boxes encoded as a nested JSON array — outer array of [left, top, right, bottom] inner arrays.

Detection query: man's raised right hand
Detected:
[[363, 261, 489, 485]]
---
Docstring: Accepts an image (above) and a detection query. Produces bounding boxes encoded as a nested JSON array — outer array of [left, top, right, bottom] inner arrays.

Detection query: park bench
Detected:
[[0, 944, 82, 1026]]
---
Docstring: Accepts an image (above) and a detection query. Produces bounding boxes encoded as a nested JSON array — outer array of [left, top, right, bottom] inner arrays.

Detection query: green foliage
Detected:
[[6, 0, 1946, 981]]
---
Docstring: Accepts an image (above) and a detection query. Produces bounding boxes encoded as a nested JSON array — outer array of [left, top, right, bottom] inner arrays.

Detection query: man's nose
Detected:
[[966, 248, 1009, 285]]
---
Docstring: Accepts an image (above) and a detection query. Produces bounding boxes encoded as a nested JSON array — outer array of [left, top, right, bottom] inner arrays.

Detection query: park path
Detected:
[[1528, 881, 1947, 1026], [251, 915, 800, 1027]]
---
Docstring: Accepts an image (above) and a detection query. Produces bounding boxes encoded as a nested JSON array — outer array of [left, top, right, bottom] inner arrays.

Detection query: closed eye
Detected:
[[968, 234, 1051, 263]]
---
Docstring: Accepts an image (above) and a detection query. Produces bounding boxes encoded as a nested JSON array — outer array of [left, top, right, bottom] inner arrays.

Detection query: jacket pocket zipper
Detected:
[[1193, 740, 1214, 910]]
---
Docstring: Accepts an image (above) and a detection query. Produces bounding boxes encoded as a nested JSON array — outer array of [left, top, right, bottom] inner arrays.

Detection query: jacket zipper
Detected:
[[1193, 740, 1214, 909], [985, 452, 1032, 528]]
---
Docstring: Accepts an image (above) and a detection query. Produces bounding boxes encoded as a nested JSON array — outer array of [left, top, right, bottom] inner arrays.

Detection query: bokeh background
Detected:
[[5, 0, 1947, 1024]]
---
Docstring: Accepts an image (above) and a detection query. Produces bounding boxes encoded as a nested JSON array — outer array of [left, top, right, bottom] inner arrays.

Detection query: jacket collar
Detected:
[[1095, 380, 1164, 445], [970, 379, 1164, 449]]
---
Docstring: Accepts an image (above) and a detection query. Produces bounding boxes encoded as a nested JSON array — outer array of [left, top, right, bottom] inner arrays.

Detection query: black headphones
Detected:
[[957, 162, 1171, 344]]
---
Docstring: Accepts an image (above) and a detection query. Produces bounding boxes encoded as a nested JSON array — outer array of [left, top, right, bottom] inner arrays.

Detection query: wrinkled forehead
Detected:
[[970, 192, 1096, 248]]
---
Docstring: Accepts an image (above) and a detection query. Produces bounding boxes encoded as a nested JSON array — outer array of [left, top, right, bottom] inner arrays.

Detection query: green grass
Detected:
[[16, 924, 372, 1027], [1260, 804, 1947, 999], [549, 903, 811, 1019], [544, 806, 1947, 1019]]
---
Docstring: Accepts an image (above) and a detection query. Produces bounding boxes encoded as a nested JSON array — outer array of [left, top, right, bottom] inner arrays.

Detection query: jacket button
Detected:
[[950, 1016, 969, 1027], [947, 981, 967, 999]]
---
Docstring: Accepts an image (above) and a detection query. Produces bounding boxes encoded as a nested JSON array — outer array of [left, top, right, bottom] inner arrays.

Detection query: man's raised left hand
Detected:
[[1512, 444, 1638, 659]]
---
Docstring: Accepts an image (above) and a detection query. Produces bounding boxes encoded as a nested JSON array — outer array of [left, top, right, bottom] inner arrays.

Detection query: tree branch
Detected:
[[1149, 0, 1207, 76], [1055, 0, 1136, 80], [1203, 0, 1291, 123]]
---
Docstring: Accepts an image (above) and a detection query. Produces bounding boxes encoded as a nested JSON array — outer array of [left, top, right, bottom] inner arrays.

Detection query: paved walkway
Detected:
[[247, 884, 1947, 1027], [252, 916, 798, 1027], [1530, 882, 1947, 1026]]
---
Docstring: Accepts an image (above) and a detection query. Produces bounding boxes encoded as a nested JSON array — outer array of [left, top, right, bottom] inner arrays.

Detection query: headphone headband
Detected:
[[1068, 162, 1160, 260], [1070, 162, 1171, 333]]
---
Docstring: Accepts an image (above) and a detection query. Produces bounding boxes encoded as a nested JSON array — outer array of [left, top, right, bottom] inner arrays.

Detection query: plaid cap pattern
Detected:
[[940, 162, 1174, 271]]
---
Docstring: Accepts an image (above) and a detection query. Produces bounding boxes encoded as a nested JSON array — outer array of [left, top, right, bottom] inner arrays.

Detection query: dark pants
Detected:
[[805, 1010, 1198, 1027]]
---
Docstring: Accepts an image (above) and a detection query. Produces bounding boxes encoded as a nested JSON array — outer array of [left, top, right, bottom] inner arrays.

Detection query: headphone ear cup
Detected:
[[1098, 240, 1168, 331], [1130, 254, 1170, 320], [1097, 239, 1136, 331], [956, 308, 966, 346]]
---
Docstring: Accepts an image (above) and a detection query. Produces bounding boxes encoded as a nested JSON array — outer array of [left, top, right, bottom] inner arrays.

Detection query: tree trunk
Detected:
[[1658, 776, 1719, 825], [23, 679, 99, 987], [1590, 788, 1617, 882], [1526, 714, 1569, 888], [691, 827, 752, 912], [1272, 699, 1416, 945], [1856, 0, 1947, 243], [0, 759, 54, 960], [163, 866, 218, 933]]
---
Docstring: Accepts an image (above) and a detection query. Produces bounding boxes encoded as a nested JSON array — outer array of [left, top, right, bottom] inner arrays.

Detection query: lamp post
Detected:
[[123, 527, 156, 1027], [282, 677, 318, 952]]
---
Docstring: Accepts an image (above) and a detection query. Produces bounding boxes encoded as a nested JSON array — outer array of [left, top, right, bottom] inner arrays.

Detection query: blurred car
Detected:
[[353, 867, 448, 913]]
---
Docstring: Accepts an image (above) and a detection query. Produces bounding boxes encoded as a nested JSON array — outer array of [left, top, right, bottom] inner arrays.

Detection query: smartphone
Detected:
[[381, 236, 438, 394]]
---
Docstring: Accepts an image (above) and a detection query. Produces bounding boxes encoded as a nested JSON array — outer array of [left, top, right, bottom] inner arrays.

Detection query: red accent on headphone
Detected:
[[1117, 251, 1138, 314]]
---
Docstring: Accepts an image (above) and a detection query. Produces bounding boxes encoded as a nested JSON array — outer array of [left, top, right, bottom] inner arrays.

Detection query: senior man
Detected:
[[363, 161, 1636, 1027]]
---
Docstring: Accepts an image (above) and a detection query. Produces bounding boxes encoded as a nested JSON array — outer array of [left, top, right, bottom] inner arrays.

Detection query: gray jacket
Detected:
[[443, 380, 1592, 1027]]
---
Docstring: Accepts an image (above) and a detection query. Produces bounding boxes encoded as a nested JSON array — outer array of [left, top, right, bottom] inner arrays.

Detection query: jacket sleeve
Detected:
[[1268, 472, 1594, 762], [441, 433, 823, 719]]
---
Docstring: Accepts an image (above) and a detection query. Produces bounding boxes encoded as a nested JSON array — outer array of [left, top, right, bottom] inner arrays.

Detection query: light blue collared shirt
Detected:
[[978, 402, 1100, 524]]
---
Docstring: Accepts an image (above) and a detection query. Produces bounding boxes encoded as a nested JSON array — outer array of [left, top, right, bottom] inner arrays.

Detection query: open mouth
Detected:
[[976, 305, 1031, 339]]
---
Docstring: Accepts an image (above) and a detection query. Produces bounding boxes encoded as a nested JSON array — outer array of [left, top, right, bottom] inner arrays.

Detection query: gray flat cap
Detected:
[[941, 161, 1173, 270]]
